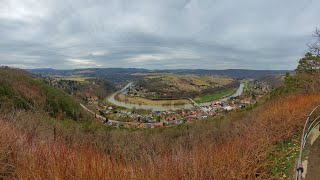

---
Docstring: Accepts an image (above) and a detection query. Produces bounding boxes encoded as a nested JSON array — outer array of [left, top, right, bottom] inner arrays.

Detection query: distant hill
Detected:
[[257, 74, 285, 88], [0, 67, 85, 120], [159, 69, 293, 79], [27, 68, 292, 80], [46, 77, 116, 101], [132, 73, 239, 99]]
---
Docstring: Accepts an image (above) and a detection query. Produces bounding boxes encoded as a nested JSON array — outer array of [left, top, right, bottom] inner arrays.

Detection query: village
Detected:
[[83, 79, 272, 128]]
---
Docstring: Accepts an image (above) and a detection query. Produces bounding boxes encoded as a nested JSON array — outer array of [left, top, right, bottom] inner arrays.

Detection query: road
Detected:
[[80, 103, 107, 122], [189, 98, 207, 112], [120, 82, 133, 93]]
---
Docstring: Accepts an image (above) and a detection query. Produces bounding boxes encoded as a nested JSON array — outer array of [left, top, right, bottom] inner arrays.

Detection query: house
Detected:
[[106, 120, 122, 126], [165, 115, 177, 125], [151, 122, 164, 128], [243, 98, 251, 104], [99, 109, 108, 115], [153, 111, 161, 116], [224, 106, 233, 111], [138, 123, 145, 128], [239, 104, 246, 109], [124, 122, 140, 128], [139, 123, 153, 128], [167, 115, 177, 121], [147, 119, 154, 123], [165, 120, 180, 125]]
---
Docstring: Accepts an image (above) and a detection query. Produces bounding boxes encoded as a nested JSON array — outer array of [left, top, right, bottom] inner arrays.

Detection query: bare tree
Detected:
[[307, 28, 320, 56]]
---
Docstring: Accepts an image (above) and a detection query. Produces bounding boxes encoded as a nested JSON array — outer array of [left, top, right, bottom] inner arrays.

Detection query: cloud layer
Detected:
[[0, 0, 319, 70]]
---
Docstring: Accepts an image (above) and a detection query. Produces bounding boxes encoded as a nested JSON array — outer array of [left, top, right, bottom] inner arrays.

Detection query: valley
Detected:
[[34, 69, 274, 128], [2, 1, 320, 179], [1, 61, 319, 179]]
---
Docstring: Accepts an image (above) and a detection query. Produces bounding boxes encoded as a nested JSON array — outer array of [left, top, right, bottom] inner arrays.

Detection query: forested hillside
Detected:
[[0, 67, 85, 120]]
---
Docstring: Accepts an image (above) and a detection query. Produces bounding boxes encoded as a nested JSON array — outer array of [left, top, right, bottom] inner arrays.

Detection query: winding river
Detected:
[[106, 83, 244, 111]]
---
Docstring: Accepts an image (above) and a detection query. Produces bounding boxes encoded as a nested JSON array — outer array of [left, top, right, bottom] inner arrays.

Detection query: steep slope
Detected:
[[257, 74, 285, 88], [46, 77, 116, 101], [0, 89, 319, 179], [0, 67, 85, 120]]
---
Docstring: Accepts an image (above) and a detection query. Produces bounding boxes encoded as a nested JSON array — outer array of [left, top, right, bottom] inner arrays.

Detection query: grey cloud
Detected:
[[0, 0, 319, 70]]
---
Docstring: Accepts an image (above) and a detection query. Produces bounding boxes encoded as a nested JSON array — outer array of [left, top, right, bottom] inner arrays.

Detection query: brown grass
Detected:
[[1, 93, 320, 179]]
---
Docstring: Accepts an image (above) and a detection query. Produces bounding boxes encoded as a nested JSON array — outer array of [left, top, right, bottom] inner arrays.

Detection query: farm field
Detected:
[[194, 89, 236, 103], [56, 77, 89, 82], [134, 73, 234, 86], [131, 73, 239, 100]]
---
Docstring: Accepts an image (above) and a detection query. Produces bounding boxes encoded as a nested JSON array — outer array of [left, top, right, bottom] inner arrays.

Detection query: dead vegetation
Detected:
[[0, 92, 319, 179]]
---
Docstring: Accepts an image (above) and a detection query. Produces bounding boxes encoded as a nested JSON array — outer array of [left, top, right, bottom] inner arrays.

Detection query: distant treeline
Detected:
[[27, 68, 292, 80]]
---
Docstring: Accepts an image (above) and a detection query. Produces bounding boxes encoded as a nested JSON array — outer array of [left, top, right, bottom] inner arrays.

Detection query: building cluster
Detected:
[[91, 93, 256, 128], [85, 80, 272, 129]]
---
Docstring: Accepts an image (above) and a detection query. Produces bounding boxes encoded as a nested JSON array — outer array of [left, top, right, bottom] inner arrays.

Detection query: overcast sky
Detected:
[[0, 0, 319, 70]]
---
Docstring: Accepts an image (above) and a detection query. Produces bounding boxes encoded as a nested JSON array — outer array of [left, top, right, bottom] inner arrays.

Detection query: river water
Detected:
[[106, 83, 244, 111]]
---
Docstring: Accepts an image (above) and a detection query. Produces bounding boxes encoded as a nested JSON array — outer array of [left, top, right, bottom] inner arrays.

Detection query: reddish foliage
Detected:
[[0, 93, 319, 179]]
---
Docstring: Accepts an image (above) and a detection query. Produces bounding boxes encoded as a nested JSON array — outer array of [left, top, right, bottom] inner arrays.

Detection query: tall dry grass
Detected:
[[0, 93, 320, 179]]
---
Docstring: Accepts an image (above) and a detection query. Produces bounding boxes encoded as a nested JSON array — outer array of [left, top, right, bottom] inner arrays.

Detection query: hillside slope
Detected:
[[0, 90, 319, 179], [0, 67, 85, 120], [0, 52, 318, 179]]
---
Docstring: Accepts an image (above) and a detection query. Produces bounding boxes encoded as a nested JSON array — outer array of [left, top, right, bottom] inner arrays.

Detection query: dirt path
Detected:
[[305, 126, 320, 180]]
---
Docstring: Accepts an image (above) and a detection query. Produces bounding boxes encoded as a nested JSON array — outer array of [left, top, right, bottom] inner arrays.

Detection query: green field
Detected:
[[58, 77, 88, 82], [243, 82, 250, 92], [194, 89, 236, 103]]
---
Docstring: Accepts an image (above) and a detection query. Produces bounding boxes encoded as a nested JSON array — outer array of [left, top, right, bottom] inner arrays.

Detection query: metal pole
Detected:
[[296, 105, 320, 180]]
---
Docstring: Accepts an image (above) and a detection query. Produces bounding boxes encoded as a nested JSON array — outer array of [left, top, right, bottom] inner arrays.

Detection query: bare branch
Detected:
[[314, 28, 320, 40], [308, 28, 320, 56]]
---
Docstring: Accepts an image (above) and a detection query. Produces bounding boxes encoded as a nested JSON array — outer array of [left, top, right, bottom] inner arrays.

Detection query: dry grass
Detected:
[[1, 93, 320, 179], [145, 73, 233, 85]]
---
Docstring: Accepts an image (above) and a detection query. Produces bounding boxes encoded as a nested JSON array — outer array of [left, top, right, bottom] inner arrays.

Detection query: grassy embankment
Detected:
[[194, 89, 236, 103]]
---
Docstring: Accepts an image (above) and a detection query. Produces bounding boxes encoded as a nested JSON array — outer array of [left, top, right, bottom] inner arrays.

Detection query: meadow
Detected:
[[194, 89, 236, 103]]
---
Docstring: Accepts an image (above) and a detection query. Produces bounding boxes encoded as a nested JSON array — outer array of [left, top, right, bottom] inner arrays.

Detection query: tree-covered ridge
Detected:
[[0, 67, 84, 120], [272, 28, 320, 95], [296, 52, 320, 74]]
